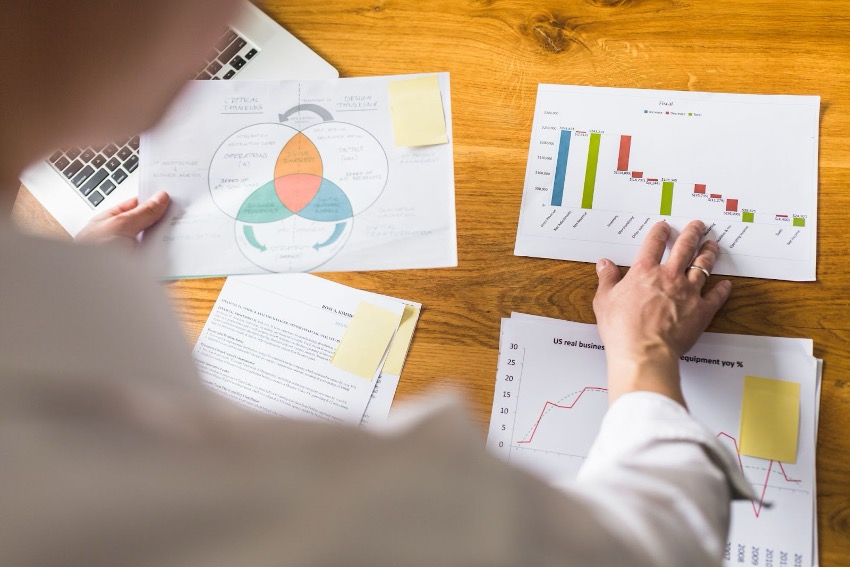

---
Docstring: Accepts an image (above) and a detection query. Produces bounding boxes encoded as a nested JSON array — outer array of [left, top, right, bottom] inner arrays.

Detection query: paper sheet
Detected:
[[739, 376, 800, 463], [488, 314, 820, 567], [332, 301, 403, 380], [139, 73, 456, 278], [388, 74, 449, 146], [514, 84, 820, 281], [193, 274, 419, 426], [382, 304, 420, 375]]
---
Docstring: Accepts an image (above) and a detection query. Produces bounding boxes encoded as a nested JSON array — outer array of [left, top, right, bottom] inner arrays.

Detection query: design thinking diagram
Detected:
[[208, 104, 389, 272]]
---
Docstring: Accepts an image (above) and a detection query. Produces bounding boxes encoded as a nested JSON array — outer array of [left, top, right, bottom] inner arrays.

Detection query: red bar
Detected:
[[776, 214, 789, 218], [694, 183, 706, 194], [631, 171, 643, 178], [617, 135, 632, 171], [726, 199, 739, 212], [710, 193, 722, 199]]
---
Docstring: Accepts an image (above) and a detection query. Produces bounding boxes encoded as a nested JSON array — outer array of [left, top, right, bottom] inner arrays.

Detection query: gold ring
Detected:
[[688, 264, 711, 279]]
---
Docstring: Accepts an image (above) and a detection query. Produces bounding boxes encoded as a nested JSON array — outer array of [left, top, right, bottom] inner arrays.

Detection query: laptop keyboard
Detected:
[[46, 28, 259, 209]]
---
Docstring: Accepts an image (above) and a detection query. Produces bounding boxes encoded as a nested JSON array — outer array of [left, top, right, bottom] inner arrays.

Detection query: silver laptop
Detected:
[[20, 0, 338, 236]]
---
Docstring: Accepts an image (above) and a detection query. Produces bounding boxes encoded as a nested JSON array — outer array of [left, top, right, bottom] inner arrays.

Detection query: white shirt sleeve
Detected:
[[559, 391, 756, 565], [0, 230, 763, 566]]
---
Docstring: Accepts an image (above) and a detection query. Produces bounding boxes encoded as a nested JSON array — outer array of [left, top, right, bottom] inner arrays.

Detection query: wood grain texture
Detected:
[[12, 0, 850, 562]]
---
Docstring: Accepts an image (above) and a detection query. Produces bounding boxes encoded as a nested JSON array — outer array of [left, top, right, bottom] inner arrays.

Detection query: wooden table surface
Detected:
[[12, 0, 850, 563]]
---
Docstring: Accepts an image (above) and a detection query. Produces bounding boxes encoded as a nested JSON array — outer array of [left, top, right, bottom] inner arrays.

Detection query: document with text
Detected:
[[194, 274, 419, 426]]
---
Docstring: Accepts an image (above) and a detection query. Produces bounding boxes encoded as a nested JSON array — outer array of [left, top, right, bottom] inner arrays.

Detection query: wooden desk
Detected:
[[13, 0, 850, 563]]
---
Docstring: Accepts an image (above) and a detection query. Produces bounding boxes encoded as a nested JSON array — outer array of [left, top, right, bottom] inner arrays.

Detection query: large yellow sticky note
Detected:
[[739, 376, 801, 463], [388, 74, 448, 147], [332, 302, 402, 380], [382, 305, 420, 375]]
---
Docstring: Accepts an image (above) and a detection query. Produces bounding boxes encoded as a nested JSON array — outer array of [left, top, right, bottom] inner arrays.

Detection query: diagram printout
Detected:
[[140, 74, 456, 278], [515, 85, 820, 281], [487, 315, 819, 567]]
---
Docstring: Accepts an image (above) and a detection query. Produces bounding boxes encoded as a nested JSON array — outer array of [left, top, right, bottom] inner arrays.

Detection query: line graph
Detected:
[[512, 390, 806, 520], [517, 386, 608, 444], [487, 315, 818, 566], [513, 388, 805, 520], [717, 432, 803, 518]]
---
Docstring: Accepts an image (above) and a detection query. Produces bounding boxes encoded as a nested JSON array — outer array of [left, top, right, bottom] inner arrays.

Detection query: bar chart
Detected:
[[515, 85, 820, 280]]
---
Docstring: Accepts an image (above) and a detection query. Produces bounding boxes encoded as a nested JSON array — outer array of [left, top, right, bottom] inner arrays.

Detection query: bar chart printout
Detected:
[[486, 315, 820, 567], [515, 85, 820, 281]]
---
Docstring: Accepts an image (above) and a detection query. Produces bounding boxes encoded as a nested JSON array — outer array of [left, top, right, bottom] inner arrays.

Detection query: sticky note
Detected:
[[382, 305, 420, 375], [332, 301, 402, 380], [388, 74, 448, 147], [739, 376, 801, 463]]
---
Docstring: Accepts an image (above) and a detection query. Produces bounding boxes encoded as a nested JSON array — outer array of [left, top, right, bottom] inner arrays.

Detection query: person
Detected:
[[1, 1, 753, 564]]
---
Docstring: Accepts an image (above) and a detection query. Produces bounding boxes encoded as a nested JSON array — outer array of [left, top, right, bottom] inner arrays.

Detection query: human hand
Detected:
[[593, 220, 732, 407], [75, 192, 170, 248]]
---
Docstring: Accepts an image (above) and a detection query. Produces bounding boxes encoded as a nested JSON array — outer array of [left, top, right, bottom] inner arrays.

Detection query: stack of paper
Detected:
[[487, 313, 822, 567], [194, 274, 420, 427]]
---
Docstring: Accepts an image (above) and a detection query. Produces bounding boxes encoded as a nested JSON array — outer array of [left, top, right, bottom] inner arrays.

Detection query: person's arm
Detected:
[[539, 220, 754, 564], [75, 191, 170, 248], [594, 219, 730, 406]]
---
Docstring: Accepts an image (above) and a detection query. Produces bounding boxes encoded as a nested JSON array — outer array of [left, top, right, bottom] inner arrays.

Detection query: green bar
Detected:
[[581, 133, 601, 209], [742, 211, 755, 223], [793, 217, 806, 227], [660, 181, 674, 216]]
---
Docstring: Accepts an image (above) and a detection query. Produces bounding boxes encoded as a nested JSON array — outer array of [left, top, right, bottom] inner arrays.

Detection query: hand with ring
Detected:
[[592, 219, 732, 408]]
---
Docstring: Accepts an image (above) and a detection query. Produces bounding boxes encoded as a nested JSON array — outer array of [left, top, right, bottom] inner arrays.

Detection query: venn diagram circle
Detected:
[[209, 121, 388, 272]]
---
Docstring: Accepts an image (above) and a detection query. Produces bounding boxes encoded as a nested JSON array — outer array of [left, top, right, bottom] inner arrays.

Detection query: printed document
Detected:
[[194, 274, 419, 426], [140, 74, 456, 278], [488, 314, 820, 567]]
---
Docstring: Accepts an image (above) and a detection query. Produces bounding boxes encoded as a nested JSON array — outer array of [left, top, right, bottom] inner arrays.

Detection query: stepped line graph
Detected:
[[513, 386, 804, 519], [517, 386, 608, 444]]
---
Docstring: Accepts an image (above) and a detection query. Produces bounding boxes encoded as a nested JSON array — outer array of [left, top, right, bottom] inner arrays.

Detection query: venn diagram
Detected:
[[209, 118, 388, 272]]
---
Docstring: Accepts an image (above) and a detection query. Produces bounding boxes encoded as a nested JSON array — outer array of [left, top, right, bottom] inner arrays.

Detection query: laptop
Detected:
[[19, 0, 339, 237]]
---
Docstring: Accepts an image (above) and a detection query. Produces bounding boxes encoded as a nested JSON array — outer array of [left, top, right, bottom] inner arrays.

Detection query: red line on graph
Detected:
[[517, 386, 608, 444], [516, 394, 802, 519], [716, 432, 801, 518]]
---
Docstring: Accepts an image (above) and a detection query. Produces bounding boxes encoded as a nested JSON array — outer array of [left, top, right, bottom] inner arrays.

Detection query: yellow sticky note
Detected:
[[382, 305, 420, 375], [739, 376, 801, 463], [332, 302, 401, 380], [388, 74, 448, 147]]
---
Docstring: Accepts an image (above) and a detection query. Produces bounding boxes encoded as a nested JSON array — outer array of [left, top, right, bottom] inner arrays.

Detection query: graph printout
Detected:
[[140, 74, 456, 278], [515, 85, 820, 281], [487, 315, 819, 567]]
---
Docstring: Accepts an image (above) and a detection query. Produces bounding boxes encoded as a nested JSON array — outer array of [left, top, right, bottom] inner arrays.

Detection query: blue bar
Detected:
[[551, 130, 572, 206]]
